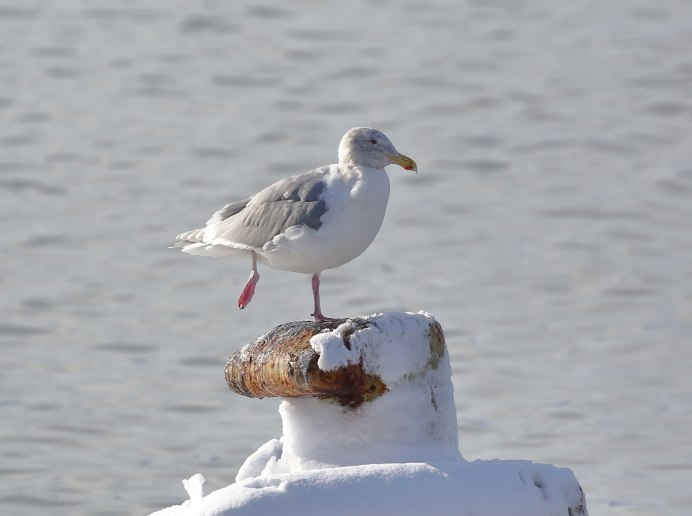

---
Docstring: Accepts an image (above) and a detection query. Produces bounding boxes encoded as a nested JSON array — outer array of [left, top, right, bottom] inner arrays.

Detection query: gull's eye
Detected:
[[369, 138, 377, 145]]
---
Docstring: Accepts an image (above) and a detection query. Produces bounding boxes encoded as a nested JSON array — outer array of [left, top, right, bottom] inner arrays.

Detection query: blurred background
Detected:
[[1, 0, 691, 514]]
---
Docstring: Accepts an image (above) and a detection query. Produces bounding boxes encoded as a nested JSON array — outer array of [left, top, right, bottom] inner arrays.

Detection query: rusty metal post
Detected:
[[225, 318, 388, 407]]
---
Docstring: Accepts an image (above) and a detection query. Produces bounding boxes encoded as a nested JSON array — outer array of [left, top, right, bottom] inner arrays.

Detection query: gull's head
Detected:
[[338, 127, 417, 172]]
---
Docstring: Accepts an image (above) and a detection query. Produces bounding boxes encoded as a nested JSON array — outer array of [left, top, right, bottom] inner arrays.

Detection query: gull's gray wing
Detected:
[[195, 167, 331, 250]]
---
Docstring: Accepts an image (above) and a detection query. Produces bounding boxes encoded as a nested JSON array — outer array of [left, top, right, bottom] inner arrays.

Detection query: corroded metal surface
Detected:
[[225, 318, 386, 406], [427, 320, 446, 369]]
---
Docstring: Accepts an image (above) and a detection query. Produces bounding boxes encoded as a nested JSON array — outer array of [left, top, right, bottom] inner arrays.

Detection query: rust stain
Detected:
[[427, 320, 446, 369]]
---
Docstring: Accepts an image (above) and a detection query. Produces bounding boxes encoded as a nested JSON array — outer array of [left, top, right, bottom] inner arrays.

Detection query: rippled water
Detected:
[[1, 1, 691, 514]]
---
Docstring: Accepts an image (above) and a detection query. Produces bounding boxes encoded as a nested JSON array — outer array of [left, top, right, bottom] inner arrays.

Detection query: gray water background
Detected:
[[1, 0, 692, 514]]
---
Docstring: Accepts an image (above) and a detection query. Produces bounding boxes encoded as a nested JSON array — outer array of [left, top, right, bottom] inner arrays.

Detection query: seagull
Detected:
[[172, 127, 417, 321]]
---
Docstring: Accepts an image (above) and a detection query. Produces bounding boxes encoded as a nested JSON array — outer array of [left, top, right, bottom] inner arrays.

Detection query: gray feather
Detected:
[[206, 198, 252, 225]]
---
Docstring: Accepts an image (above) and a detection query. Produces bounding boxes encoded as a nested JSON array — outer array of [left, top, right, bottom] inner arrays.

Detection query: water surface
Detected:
[[1, 1, 691, 514]]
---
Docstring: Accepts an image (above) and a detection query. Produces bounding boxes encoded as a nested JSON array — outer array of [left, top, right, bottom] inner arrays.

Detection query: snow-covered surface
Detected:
[[151, 312, 587, 516], [155, 460, 585, 516]]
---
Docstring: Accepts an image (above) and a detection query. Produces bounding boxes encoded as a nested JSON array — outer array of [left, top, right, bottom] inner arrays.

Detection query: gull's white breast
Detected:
[[259, 166, 390, 274]]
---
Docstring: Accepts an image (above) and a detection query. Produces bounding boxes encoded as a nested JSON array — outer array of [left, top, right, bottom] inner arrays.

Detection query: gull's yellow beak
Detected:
[[387, 153, 418, 173]]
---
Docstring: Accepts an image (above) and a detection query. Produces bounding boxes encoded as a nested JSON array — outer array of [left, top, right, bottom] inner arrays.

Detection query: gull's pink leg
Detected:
[[238, 251, 259, 309], [310, 272, 326, 322]]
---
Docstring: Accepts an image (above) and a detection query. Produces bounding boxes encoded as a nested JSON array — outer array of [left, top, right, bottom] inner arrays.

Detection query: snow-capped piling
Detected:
[[225, 313, 444, 407], [226, 312, 461, 466]]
